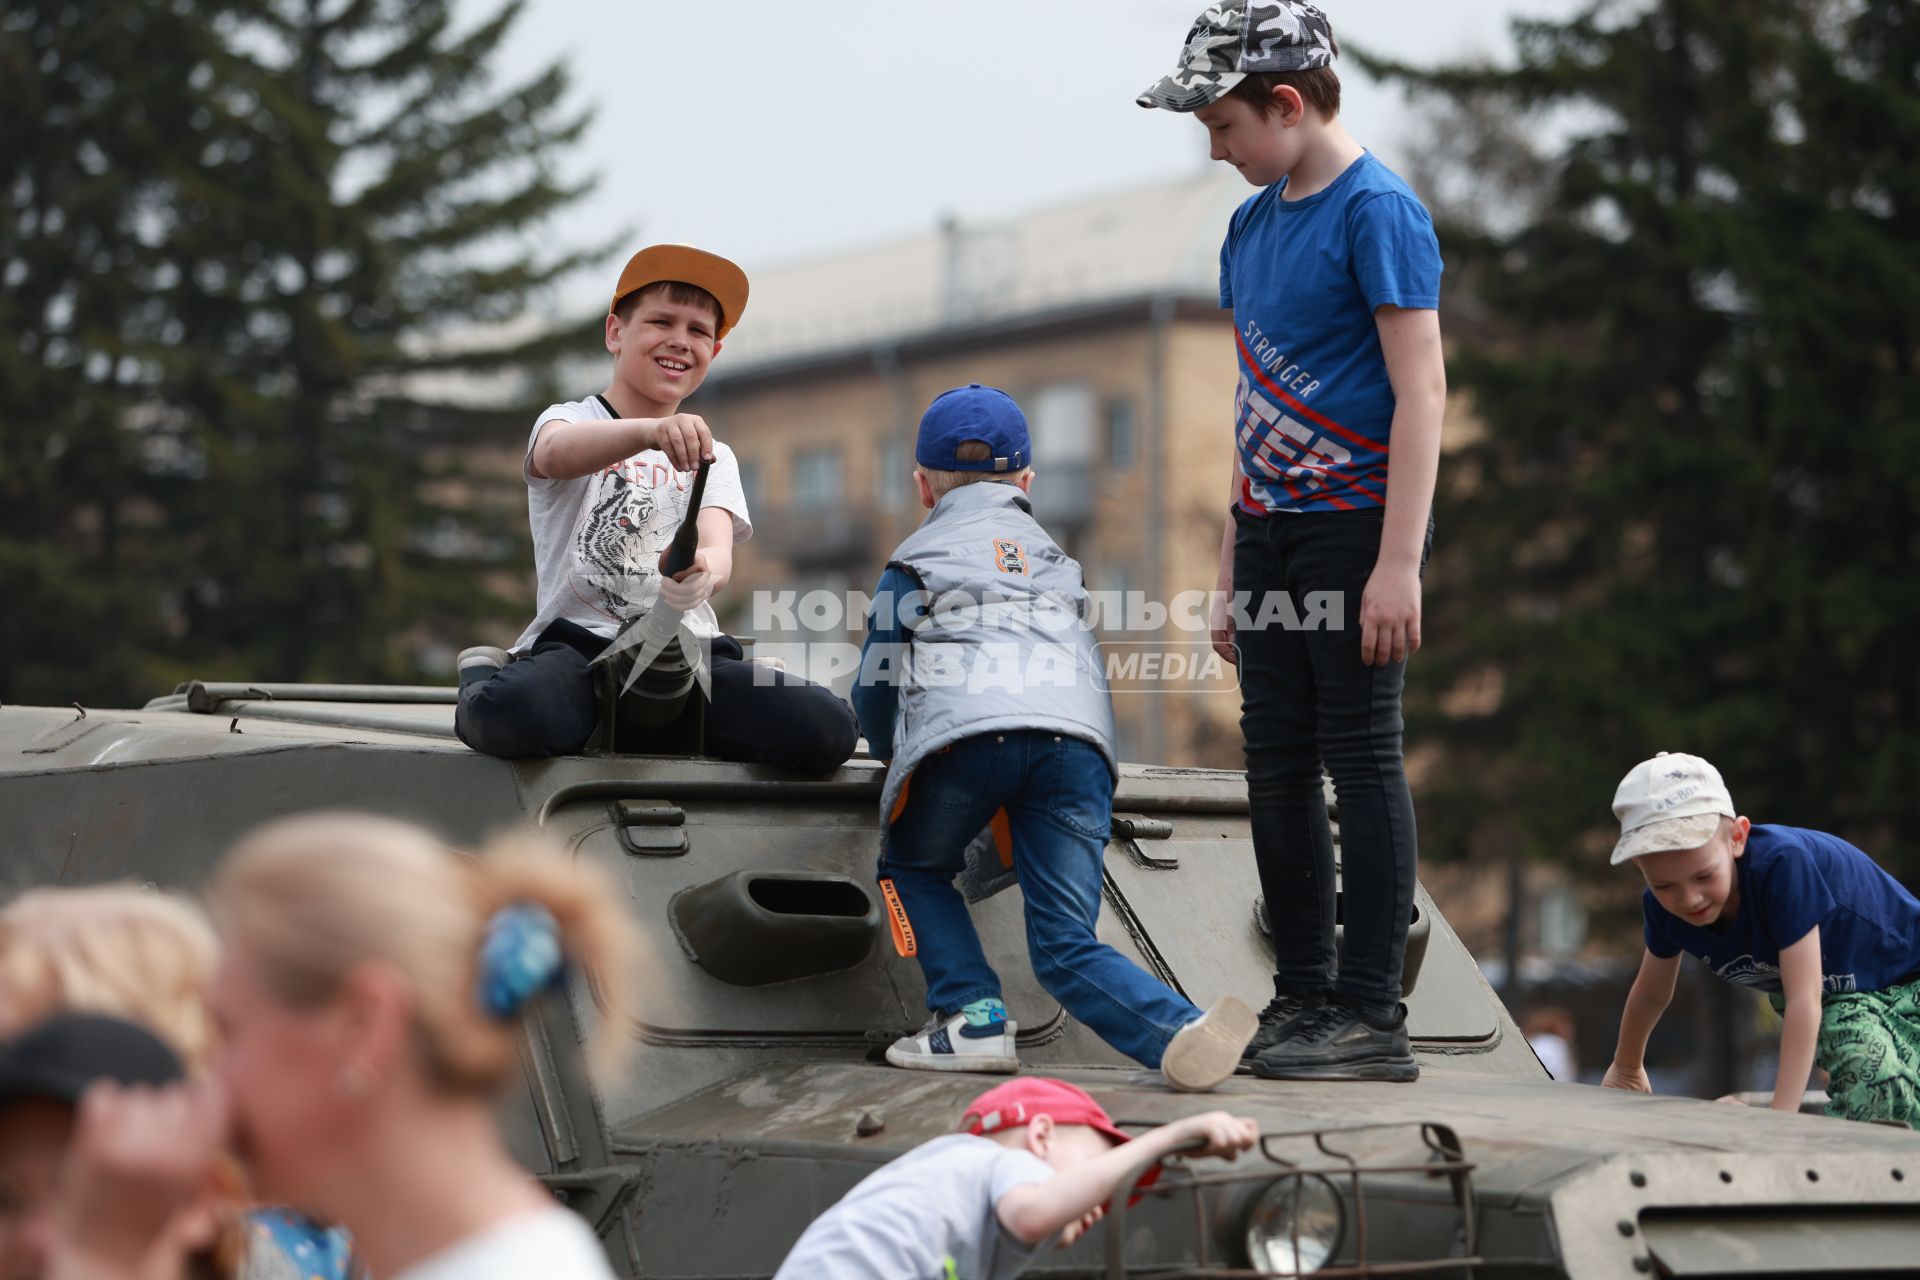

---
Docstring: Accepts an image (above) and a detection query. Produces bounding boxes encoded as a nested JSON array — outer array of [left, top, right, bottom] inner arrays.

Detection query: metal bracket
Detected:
[[1113, 813, 1179, 870], [541, 1167, 638, 1234], [1112, 813, 1174, 841]]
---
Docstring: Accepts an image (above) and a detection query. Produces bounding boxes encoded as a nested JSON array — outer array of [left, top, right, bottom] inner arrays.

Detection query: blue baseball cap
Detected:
[[916, 384, 1031, 473]]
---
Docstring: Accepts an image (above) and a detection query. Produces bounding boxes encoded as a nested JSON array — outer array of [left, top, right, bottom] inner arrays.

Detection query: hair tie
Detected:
[[477, 903, 567, 1018]]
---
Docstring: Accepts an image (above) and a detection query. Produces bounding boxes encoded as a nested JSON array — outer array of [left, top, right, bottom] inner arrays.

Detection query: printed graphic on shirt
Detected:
[[1706, 954, 1782, 990], [992, 539, 1029, 576], [1233, 355, 1386, 515], [1701, 952, 1860, 994], [571, 458, 694, 621]]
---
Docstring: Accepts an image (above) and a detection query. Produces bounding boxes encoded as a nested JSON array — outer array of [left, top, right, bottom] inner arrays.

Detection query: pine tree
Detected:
[[1, 0, 604, 706], [0, 0, 246, 704], [1359, 0, 1920, 873]]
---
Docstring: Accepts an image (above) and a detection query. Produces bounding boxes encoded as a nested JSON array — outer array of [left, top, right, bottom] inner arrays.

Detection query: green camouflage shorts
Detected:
[[1802, 977, 1920, 1128]]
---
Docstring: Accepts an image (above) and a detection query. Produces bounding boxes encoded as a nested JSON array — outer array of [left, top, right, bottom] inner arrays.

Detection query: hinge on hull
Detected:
[[541, 1168, 636, 1234]]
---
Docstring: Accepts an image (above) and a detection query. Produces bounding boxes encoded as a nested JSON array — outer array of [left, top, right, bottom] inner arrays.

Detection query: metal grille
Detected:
[[1102, 1120, 1484, 1279]]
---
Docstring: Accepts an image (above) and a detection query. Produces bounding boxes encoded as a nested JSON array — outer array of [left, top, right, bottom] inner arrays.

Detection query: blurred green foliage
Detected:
[[0, 0, 606, 705], [1361, 0, 1920, 875]]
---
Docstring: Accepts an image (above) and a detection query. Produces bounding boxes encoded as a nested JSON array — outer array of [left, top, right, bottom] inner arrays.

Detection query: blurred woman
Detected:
[[0, 885, 345, 1280], [0, 886, 219, 1062], [201, 812, 638, 1280]]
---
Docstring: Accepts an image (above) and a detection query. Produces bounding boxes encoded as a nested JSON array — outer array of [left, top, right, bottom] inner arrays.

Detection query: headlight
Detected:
[[1245, 1174, 1345, 1274]]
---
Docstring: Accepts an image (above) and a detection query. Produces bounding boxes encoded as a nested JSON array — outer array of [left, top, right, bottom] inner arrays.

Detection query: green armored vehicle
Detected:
[[4, 684, 1919, 1278]]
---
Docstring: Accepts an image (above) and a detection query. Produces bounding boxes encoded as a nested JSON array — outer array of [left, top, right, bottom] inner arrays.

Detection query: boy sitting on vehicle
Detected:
[[1602, 752, 1920, 1126], [773, 1077, 1258, 1279], [853, 384, 1256, 1090], [454, 244, 857, 771]]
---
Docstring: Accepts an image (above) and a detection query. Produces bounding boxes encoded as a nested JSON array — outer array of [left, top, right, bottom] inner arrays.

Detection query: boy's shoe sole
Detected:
[[1250, 1005, 1420, 1084], [1250, 1055, 1420, 1083], [884, 1017, 1020, 1074], [1162, 996, 1259, 1092], [883, 1043, 1019, 1073]]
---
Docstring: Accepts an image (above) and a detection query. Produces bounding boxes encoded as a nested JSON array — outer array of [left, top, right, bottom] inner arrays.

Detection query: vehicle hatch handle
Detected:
[[610, 800, 689, 858]]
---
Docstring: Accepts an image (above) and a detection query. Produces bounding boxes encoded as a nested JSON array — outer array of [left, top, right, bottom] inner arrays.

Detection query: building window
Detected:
[[1028, 383, 1096, 527], [792, 447, 842, 512], [876, 440, 908, 512], [1106, 397, 1136, 470], [1030, 383, 1098, 465], [737, 461, 762, 516], [1096, 564, 1134, 637]]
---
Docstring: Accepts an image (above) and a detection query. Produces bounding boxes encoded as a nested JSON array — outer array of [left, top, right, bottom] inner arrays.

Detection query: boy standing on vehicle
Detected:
[[454, 244, 857, 770], [773, 1077, 1259, 1279], [854, 385, 1256, 1091], [1603, 752, 1920, 1127], [1138, 1, 1447, 1080]]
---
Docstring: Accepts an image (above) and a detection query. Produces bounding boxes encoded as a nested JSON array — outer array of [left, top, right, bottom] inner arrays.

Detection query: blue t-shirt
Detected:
[[1643, 825, 1920, 995], [1220, 151, 1442, 514]]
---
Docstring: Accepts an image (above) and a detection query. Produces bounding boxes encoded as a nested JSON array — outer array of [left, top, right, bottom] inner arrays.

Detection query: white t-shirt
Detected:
[[391, 1208, 615, 1280], [773, 1134, 1057, 1280], [514, 395, 752, 654]]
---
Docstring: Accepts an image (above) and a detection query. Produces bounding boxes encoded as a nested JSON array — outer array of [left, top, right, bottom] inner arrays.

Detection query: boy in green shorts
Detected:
[[1603, 752, 1920, 1126]]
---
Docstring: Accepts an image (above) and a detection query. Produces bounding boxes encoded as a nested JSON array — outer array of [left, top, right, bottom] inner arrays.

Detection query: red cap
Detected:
[[960, 1078, 1164, 1197], [960, 1078, 1131, 1145]]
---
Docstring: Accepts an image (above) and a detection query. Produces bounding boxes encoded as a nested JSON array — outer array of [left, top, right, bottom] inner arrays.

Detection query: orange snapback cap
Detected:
[[610, 244, 749, 339]]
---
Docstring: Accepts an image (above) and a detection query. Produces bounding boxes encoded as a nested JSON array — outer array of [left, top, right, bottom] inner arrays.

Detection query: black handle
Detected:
[[659, 458, 712, 578]]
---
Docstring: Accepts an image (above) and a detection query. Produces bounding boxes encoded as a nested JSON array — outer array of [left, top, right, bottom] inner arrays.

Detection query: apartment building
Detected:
[[685, 170, 1252, 768]]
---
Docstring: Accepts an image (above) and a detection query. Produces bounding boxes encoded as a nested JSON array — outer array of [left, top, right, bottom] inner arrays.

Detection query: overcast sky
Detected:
[[483, 0, 1587, 311]]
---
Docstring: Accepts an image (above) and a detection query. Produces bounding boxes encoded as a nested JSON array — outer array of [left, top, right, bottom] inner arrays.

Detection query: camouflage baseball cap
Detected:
[[1137, 0, 1336, 112]]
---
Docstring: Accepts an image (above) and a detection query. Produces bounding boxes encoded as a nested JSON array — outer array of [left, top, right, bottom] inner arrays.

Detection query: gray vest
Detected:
[[877, 482, 1117, 840]]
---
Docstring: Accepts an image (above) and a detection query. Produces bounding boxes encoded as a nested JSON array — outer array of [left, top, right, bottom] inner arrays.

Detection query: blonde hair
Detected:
[[210, 812, 639, 1091], [0, 884, 220, 1069], [920, 439, 1032, 498]]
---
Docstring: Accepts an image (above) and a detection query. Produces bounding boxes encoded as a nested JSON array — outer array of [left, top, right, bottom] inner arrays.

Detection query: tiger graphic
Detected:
[[569, 463, 684, 622]]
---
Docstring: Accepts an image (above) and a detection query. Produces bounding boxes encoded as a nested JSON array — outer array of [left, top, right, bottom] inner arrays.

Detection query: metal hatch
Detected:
[[1099, 810, 1501, 1045], [538, 770, 1067, 1042]]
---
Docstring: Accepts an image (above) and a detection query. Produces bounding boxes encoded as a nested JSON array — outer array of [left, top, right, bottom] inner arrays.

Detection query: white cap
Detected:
[[1610, 752, 1735, 865]]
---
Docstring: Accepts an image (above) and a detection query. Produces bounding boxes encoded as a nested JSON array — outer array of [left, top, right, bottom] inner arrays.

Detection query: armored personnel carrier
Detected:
[[4, 684, 1919, 1278]]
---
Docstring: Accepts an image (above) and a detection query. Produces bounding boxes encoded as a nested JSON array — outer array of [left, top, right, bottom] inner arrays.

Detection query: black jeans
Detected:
[[1232, 505, 1432, 1019], [455, 619, 859, 771]]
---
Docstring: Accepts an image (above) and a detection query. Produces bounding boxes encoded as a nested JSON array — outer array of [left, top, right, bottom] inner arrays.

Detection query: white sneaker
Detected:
[[1162, 996, 1259, 1092], [885, 1010, 1019, 1074], [458, 645, 510, 678]]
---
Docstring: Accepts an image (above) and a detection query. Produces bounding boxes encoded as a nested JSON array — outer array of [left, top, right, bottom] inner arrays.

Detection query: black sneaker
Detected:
[[1250, 1001, 1418, 1083], [1236, 992, 1324, 1071]]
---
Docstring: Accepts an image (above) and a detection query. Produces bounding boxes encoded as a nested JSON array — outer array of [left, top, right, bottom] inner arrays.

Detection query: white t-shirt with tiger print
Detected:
[[513, 395, 751, 654]]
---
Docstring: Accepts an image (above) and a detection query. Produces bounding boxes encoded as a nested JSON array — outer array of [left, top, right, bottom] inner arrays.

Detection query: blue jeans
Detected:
[[1233, 505, 1432, 1019], [882, 731, 1201, 1067]]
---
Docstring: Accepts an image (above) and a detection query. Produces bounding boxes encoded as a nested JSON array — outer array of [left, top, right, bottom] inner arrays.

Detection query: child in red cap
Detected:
[[773, 1077, 1258, 1279]]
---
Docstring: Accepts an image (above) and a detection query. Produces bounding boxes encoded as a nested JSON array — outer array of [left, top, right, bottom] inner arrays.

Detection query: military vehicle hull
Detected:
[[5, 684, 1918, 1278]]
